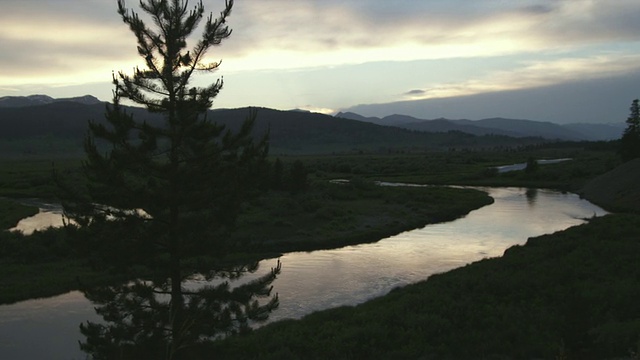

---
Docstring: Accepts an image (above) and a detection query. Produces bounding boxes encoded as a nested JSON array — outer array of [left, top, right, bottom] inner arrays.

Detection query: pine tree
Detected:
[[60, 1, 279, 358], [620, 99, 640, 162]]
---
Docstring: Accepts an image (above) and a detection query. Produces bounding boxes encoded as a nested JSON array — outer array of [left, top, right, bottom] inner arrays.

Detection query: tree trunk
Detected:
[[168, 200, 184, 359]]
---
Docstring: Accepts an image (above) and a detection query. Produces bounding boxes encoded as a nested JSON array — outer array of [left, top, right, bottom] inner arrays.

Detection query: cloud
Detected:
[[345, 71, 640, 124], [527, 1, 640, 47], [0, 0, 240, 84], [403, 89, 426, 99], [407, 53, 640, 101], [4, 0, 640, 74], [0, 1, 136, 86], [519, 4, 556, 15], [211, 0, 640, 73], [296, 105, 336, 115], [3, 0, 640, 111]]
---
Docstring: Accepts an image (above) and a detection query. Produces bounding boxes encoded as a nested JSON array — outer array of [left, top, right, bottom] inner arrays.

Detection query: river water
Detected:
[[0, 187, 607, 359], [9, 199, 66, 235]]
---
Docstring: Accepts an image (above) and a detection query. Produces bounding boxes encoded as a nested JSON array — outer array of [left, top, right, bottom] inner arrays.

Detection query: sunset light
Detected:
[[1, 0, 640, 122]]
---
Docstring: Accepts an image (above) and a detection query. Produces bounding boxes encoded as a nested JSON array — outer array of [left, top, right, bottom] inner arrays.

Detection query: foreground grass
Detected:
[[0, 198, 38, 229], [0, 183, 492, 305], [211, 213, 640, 359]]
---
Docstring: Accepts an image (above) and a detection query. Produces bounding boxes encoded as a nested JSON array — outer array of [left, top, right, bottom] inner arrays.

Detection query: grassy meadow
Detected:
[[0, 156, 493, 304], [211, 213, 640, 359], [1, 141, 639, 358]]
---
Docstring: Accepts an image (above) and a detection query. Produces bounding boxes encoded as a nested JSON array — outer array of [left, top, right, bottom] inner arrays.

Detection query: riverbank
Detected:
[[3, 149, 635, 356], [210, 212, 640, 359], [0, 198, 38, 229], [580, 158, 640, 213], [0, 184, 492, 304], [206, 159, 640, 359]]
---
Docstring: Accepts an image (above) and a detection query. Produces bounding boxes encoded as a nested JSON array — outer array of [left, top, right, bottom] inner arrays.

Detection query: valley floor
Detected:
[[210, 213, 640, 359]]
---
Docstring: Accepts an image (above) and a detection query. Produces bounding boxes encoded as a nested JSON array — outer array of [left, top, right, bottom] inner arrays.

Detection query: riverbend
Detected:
[[0, 187, 607, 359]]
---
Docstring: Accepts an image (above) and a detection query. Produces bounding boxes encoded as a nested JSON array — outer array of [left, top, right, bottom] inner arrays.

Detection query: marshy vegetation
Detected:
[[0, 164, 492, 305], [211, 213, 640, 359], [1, 141, 639, 358]]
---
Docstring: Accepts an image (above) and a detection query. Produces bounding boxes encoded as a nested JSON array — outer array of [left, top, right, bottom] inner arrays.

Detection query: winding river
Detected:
[[1, 187, 607, 359]]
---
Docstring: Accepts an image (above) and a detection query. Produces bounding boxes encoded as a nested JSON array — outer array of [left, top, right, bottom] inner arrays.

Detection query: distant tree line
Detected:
[[267, 158, 308, 193]]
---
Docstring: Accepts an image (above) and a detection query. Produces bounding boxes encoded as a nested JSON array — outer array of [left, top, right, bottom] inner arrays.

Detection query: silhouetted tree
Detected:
[[620, 99, 640, 161], [59, 0, 279, 358]]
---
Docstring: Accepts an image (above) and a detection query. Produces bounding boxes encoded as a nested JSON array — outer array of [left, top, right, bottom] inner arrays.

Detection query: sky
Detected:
[[2, 0, 640, 123]]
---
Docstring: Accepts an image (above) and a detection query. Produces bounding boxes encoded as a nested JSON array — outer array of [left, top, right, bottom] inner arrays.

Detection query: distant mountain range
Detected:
[[0, 94, 102, 108], [334, 112, 625, 141], [0, 95, 563, 157], [343, 72, 640, 125]]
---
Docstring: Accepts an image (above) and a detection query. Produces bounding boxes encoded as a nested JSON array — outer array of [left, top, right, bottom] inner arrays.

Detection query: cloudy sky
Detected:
[[2, 0, 640, 123]]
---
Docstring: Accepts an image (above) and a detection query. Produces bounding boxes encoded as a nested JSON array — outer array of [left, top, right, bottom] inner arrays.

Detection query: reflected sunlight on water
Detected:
[[0, 292, 100, 360], [9, 200, 65, 235], [248, 187, 607, 323], [0, 187, 608, 358]]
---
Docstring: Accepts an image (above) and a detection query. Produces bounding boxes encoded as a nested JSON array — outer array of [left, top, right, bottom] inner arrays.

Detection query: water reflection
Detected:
[[9, 200, 64, 235], [494, 158, 572, 173], [0, 291, 100, 360], [80, 262, 280, 359], [0, 187, 608, 359], [525, 188, 538, 206], [245, 187, 607, 323]]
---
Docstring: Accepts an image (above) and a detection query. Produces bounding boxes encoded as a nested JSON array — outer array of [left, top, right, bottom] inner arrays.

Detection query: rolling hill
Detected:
[[0, 94, 101, 108], [0, 95, 554, 157], [335, 112, 624, 141]]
